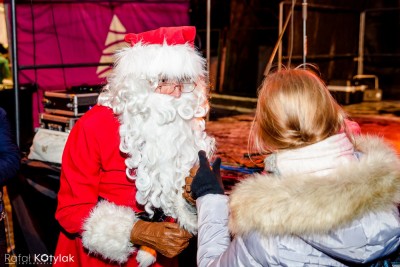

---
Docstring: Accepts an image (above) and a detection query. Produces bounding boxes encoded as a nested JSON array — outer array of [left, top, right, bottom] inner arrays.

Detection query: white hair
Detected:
[[98, 75, 215, 233]]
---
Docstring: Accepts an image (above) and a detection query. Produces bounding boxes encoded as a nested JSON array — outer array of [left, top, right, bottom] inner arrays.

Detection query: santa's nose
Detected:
[[170, 85, 183, 98]]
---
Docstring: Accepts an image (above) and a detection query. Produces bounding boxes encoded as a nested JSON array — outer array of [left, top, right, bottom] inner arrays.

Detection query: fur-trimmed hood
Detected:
[[228, 135, 400, 236]]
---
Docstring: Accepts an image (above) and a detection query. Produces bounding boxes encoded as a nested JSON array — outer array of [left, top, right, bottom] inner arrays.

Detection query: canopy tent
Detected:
[[13, 0, 191, 88], [2, 0, 192, 145]]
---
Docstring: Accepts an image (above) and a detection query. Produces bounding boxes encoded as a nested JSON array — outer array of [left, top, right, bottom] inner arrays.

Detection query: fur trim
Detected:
[[174, 188, 198, 234], [229, 135, 400, 236], [136, 248, 157, 267], [112, 42, 206, 80], [82, 200, 138, 263]]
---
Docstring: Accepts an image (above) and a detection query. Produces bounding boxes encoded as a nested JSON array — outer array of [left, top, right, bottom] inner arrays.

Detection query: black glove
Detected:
[[191, 150, 224, 200]]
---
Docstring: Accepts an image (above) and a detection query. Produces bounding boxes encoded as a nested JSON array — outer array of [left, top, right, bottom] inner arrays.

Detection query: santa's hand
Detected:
[[130, 220, 192, 258], [191, 150, 224, 200]]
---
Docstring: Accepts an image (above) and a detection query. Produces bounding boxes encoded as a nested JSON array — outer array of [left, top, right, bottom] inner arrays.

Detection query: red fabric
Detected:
[[54, 105, 178, 267], [124, 26, 195, 47], [14, 2, 191, 90], [9, 2, 190, 129]]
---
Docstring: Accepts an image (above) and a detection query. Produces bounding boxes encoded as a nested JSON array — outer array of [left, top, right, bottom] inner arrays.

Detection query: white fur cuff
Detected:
[[82, 200, 138, 263], [137, 249, 156, 267]]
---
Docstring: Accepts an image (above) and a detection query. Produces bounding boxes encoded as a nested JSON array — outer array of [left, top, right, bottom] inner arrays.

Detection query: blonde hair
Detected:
[[251, 67, 349, 153]]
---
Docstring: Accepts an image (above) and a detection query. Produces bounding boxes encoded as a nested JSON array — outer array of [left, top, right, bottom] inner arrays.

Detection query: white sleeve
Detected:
[[196, 194, 230, 267]]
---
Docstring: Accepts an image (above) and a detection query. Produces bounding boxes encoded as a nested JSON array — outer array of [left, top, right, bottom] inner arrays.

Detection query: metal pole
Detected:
[[357, 11, 365, 75], [278, 2, 284, 71], [302, 0, 307, 66], [264, 1, 295, 76], [205, 0, 211, 122], [10, 0, 20, 147], [206, 0, 211, 73]]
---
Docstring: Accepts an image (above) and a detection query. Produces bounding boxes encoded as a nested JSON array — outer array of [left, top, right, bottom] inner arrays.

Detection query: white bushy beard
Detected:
[[114, 79, 215, 234]]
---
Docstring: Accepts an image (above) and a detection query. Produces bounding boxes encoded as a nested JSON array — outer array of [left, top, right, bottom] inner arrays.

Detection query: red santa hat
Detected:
[[112, 26, 206, 80], [124, 26, 196, 47]]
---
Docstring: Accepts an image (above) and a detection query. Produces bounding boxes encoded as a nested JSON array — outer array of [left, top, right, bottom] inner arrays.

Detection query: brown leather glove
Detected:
[[130, 220, 192, 258], [182, 166, 199, 205]]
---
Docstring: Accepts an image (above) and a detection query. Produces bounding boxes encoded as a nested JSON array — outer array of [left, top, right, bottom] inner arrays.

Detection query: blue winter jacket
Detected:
[[0, 107, 20, 186]]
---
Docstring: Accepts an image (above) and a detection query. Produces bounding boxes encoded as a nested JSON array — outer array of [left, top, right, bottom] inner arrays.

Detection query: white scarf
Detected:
[[265, 133, 359, 177]]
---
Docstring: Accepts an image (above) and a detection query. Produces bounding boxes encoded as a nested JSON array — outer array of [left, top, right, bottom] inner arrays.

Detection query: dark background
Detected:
[[191, 0, 400, 99]]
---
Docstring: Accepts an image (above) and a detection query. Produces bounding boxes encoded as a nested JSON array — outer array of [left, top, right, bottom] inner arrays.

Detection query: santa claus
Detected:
[[54, 26, 215, 267]]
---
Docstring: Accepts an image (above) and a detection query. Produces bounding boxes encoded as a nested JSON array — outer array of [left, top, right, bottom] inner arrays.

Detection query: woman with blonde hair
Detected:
[[191, 67, 400, 266]]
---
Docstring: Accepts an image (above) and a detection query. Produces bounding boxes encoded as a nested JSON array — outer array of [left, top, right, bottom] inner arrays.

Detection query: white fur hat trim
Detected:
[[113, 43, 206, 81]]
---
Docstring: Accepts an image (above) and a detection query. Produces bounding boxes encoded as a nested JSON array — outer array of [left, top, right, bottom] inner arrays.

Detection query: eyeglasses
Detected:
[[154, 80, 197, 95]]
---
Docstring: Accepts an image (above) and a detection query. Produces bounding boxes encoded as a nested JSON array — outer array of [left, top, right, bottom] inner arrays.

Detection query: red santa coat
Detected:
[[54, 105, 178, 267]]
